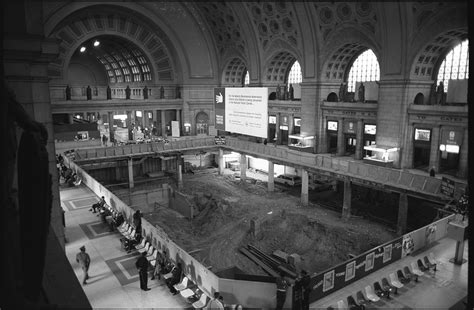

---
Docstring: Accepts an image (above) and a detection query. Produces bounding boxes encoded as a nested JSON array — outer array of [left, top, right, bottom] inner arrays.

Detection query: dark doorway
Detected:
[[345, 135, 356, 155], [413, 145, 430, 169], [328, 133, 337, 153]]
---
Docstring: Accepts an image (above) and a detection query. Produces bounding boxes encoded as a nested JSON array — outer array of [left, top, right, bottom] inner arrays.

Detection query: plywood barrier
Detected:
[[66, 156, 279, 308]]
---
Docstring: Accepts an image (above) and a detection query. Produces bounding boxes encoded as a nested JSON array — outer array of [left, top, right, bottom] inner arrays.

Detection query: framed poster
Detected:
[[365, 252, 375, 272], [383, 244, 393, 263], [322, 270, 335, 292], [345, 261, 356, 282]]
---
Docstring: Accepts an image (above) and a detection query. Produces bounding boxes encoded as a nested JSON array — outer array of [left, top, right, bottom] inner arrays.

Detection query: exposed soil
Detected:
[[144, 172, 396, 275]]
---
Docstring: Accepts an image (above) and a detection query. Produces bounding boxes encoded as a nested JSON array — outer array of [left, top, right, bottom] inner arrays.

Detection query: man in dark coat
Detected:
[[135, 252, 150, 291], [166, 262, 182, 295]]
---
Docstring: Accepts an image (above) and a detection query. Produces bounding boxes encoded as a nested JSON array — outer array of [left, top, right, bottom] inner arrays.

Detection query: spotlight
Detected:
[[80, 46, 86, 53], [93, 40, 100, 47]]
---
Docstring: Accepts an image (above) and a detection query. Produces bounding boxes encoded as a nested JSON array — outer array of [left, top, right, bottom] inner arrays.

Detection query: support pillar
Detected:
[[457, 128, 468, 179], [342, 180, 351, 219], [178, 164, 183, 189], [218, 148, 224, 175], [301, 169, 309, 206], [429, 126, 440, 173], [355, 119, 364, 160], [161, 110, 166, 136], [115, 165, 121, 181], [161, 157, 166, 172], [268, 161, 275, 192], [240, 154, 247, 180], [397, 192, 408, 235], [108, 111, 115, 142], [128, 158, 134, 189], [275, 113, 281, 144], [337, 119, 345, 156], [288, 114, 294, 135], [68, 114, 74, 124], [401, 123, 415, 169]]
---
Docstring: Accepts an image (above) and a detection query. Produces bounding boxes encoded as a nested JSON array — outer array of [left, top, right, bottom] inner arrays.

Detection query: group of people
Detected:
[[57, 154, 81, 187]]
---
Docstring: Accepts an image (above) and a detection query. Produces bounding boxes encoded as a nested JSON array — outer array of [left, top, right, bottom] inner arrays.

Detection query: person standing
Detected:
[[300, 270, 311, 310], [133, 210, 142, 234], [76, 246, 91, 285], [135, 252, 150, 291], [275, 273, 289, 310]]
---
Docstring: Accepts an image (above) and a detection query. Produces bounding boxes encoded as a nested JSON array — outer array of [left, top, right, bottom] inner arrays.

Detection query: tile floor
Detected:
[[61, 184, 190, 309], [310, 237, 468, 309]]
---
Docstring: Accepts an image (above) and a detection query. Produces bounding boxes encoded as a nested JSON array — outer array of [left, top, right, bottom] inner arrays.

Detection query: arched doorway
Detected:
[[195, 112, 209, 135]]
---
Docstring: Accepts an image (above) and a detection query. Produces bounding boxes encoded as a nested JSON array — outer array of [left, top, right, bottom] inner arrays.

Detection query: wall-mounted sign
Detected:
[[327, 121, 338, 131], [343, 120, 356, 134], [441, 129, 463, 145], [281, 115, 288, 126], [364, 124, 376, 135], [294, 118, 301, 127], [440, 177, 455, 197], [414, 128, 431, 141], [215, 136, 226, 145], [269, 115, 277, 124]]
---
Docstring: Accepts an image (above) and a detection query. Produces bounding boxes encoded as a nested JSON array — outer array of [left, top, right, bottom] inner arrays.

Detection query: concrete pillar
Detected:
[[240, 154, 247, 180], [275, 113, 281, 144], [161, 110, 166, 136], [268, 161, 275, 192], [288, 114, 294, 135], [429, 126, 440, 173], [457, 128, 468, 179], [342, 180, 351, 219], [126, 111, 132, 127], [178, 164, 183, 189], [301, 169, 309, 206], [161, 157, 166, 172], [108, 111, 114, 142], [401, 123, 415, 169], [152, 110, 157, 127], [218, 148, 224, 175], [355, 119, 364, 160], [320, 117, 328, 153], [397, 192, 408, 235], [128, 158, 134, 189], [337, 119, 345, 156], [115, 165, 121, 181], [68, 114, 74, 124]]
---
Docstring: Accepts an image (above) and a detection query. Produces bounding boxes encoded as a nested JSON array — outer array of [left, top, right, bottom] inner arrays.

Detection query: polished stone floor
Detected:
[[61, 184, 190, 309], [311, 235, 468, 309]]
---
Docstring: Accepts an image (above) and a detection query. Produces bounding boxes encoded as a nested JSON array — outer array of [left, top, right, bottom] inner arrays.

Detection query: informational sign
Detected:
[[343, 120, 356, 134], [327, 121, 338, 131], [364, 124, 376, 135], [171, 121, 180, 137], [440, 177, 455, 197], [214, 87, 268, 138], [414, 128, 431, 141], [214, 136, 226, 145]]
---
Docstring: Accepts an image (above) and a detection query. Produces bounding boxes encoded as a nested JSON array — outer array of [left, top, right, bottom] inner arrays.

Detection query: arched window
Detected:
[[347, 50, 380, 92], [437, 39, 469, 93], [244, 71, 250, 86], [287, 60, 302, 89]]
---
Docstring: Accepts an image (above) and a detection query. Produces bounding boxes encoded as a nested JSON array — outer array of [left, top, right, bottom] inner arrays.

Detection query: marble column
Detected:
[[275, 113, 281, 144], [457, 128, 468, 179], [178, 164, 183, 189], [108, 111, 115, 142], [218, 148, 224, 175], [268, 161, 275, 192], [161, 110, 166, 136], [401, 123, 415, 169], [301, 169, 309, 206], [337, 119, 345, 156], [288, 114, 294, 135], [128, 158, 134, 189], [429, 126, 441, 173], [397, 192, 408, 235], [342, 180, 351, 219], [240, 154, 247, 180], [355, 119, 364, 160]]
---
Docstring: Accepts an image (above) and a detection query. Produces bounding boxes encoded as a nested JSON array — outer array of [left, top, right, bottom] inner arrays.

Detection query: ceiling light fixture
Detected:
[[80, 46, 86, 53], [93, 40, 100, 47]]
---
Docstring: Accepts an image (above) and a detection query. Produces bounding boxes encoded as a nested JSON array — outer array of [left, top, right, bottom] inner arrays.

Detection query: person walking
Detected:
[[76, 246, 91, 285], [135, 251, 150, 291], [275, 273, 289, 310]]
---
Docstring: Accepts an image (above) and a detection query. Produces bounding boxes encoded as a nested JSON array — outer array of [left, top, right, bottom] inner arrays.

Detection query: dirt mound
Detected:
[[144, 173, 396, 275]]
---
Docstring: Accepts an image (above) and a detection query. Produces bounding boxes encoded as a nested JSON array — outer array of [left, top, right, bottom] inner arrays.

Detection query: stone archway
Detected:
[[195, 112, 209, 135]]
